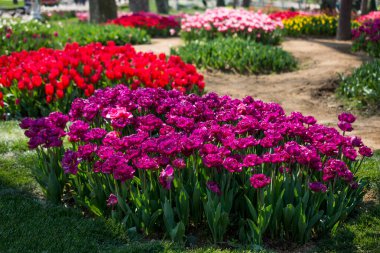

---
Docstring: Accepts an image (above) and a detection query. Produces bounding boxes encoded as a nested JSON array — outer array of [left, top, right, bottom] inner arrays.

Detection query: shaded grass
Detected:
[[0, 192, 129, 253], [0, 121, 379, 252]]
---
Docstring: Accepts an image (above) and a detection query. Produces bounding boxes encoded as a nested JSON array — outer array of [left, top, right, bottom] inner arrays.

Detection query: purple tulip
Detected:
[[107, 194, 118, 207], [159, 165, 174, 190], [308, 182, 327, 193], [207, 181, 222, 195], [250, 174, 271, 189], [338, 121, 353, 132], [338, 112, 356, 123], [359, 146, 373, 157], [62, 150, 79, 174]]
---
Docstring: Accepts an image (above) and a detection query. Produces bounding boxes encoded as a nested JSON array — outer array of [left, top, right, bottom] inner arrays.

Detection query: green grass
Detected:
[[118, 4, 129, 12], [0, 121, 28, 154], [0, 120, 379, 252], [0, 152, 37, 191], [149, 0, 158, 13], [0, 0, 24, 9], [315, 203, 380, 252]]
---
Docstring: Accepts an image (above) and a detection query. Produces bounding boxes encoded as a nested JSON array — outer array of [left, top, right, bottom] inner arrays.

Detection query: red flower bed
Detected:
[[108, 12, 180, 37], [269, 11, 311, 20], [0, 41, 204, 117]]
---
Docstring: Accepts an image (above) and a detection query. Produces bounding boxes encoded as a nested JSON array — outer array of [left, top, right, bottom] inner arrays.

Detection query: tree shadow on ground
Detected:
[[304, 38, 371, 61]]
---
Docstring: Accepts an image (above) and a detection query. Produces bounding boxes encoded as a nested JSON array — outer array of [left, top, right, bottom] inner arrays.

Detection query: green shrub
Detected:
[[53, 22, 151, 46], [0, 18, 150, 55], [171, 38, 297, 74], [338, 60, 380, 110], [0, 19, 60, 55]]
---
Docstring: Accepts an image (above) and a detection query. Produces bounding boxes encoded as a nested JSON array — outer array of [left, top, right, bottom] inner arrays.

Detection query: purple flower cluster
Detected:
[[352, 18, 380, 57], [23, 85, 373, 193], [20, 112, 68, 149], [337, 112, 356, 132], [250, 174, 271, 189], [352, 19, 380, 42]]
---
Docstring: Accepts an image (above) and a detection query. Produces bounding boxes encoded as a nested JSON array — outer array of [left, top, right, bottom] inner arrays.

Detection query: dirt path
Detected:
[[135, 38, 380, 149], [134, 37, 184, 55]]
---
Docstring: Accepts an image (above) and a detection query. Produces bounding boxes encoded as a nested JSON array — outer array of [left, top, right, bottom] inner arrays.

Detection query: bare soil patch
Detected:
[[135, 38, 380, 149]]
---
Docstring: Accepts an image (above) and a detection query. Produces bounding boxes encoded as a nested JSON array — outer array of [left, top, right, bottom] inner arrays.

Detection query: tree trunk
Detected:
[[155, 0, 169, 14], [360, 0, 368, 14], [337, 0, 352, 40], [369, 0, 377, 11], [89, 0, 117, 23], [216, 0, 225, 6], [233, 0, 239, 8], [242, 0, 251, 7], [129, 0, 150, 12]]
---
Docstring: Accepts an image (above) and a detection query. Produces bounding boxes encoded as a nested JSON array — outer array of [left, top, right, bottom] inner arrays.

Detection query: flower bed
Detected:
[[171, 37, 297, 74], [338, 59, 380, 110], [356, 11, 380, 23], [0, 43, 204, 117], [352, 19, 380, 58], [21, 85, 372, 245], [283, 15, 337, 37], [108, 12, 180, 37], [180, 8, 283, 45], [269, 11, 311, 21]]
